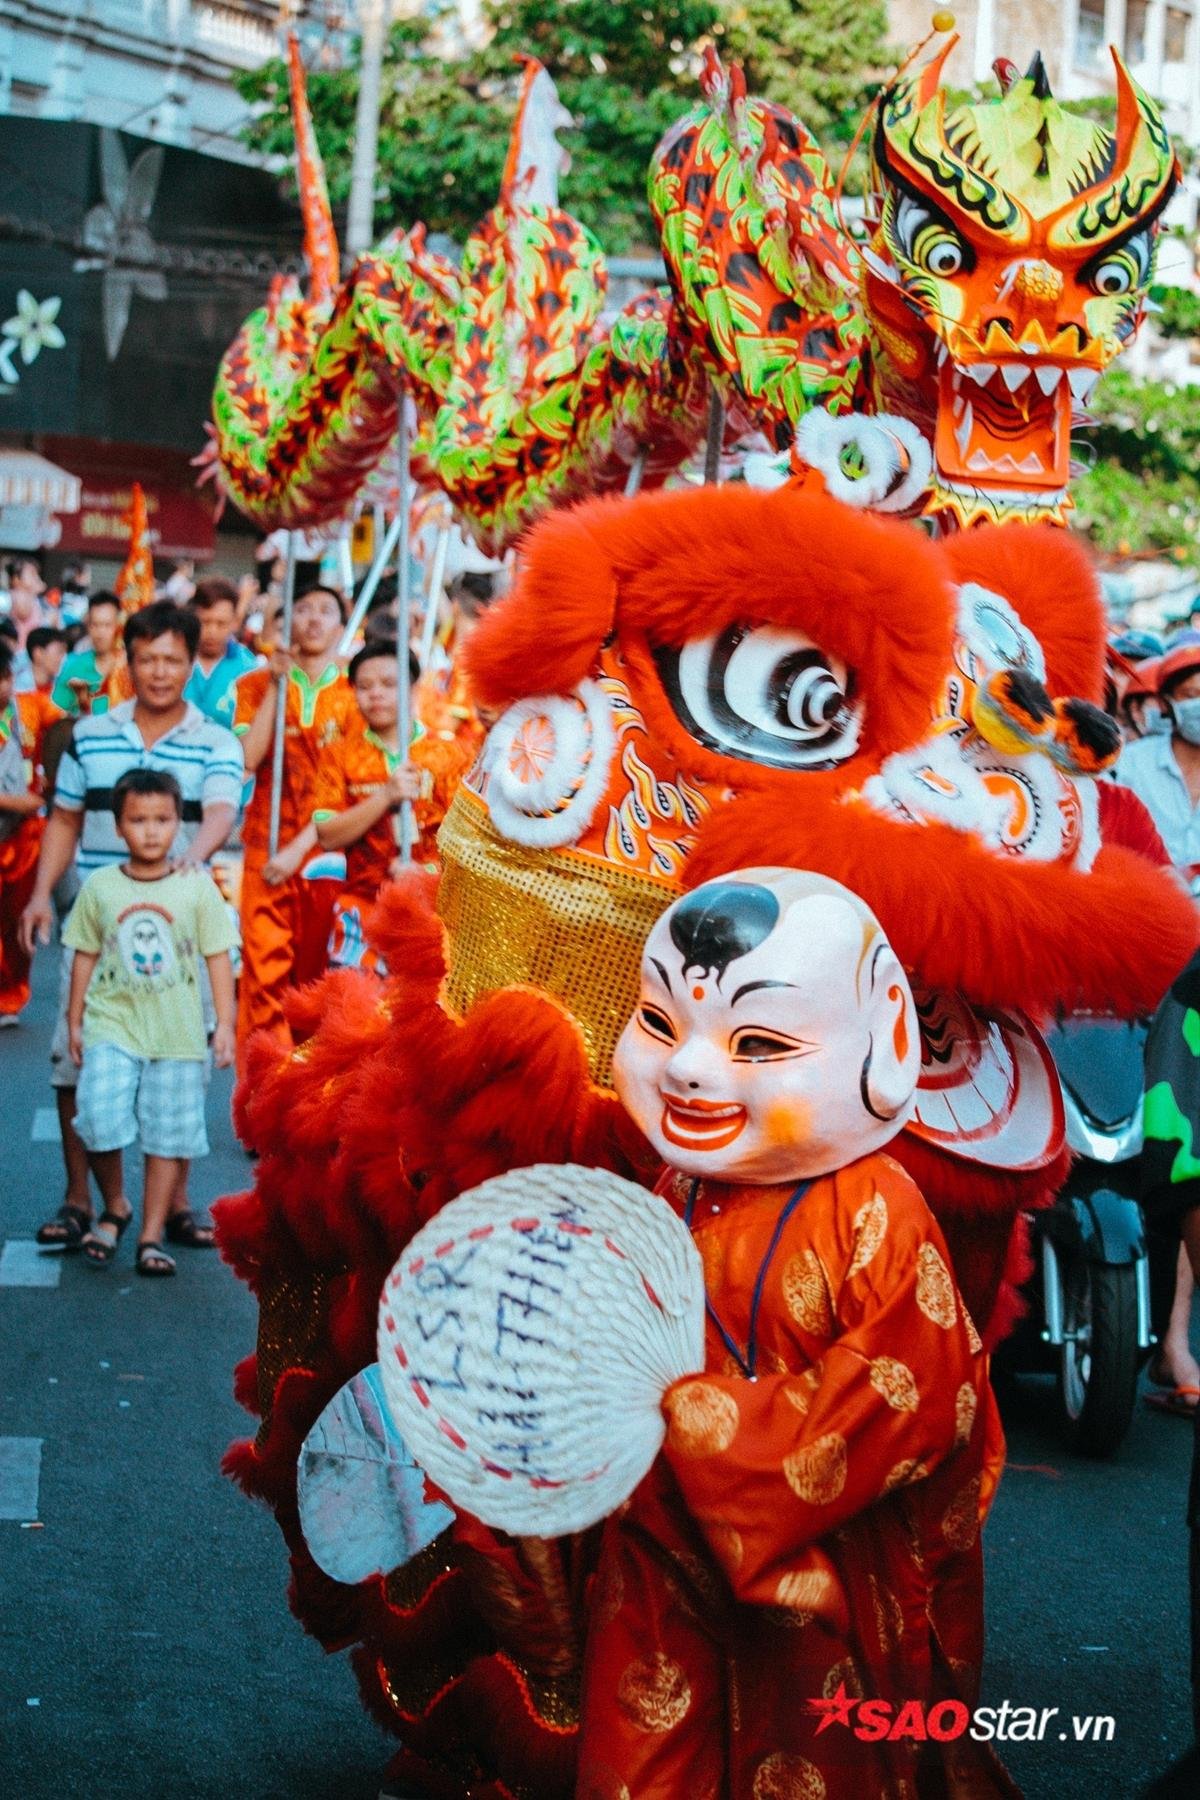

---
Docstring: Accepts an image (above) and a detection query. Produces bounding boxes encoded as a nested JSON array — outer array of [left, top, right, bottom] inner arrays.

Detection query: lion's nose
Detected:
[[972, 670, 1120, 775]]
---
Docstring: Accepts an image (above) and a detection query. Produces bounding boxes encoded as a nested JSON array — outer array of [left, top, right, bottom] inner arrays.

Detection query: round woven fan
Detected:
[[376, 1163, 706, 1536]]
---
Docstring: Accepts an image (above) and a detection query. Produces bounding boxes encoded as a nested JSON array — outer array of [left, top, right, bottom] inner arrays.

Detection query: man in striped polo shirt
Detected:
[[20, 600, 244, 1255]]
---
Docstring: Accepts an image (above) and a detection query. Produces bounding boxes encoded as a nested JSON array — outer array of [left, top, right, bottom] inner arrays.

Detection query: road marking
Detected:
[[31, 1107, 61, 1143], [0, 1437, 42, 1521], [0, 1241, 61, 1289]]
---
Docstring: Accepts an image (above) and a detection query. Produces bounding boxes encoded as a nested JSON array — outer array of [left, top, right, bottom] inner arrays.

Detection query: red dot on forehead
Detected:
[[692, 986, 705, 1001]]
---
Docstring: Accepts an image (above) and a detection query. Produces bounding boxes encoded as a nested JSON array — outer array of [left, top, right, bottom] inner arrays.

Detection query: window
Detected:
[[1076, 0, 1106, 71], [1125, 0, 1150, 64]]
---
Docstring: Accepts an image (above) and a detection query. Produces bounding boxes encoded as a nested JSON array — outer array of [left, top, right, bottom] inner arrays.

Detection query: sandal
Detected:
[[35, 1204, 93, 1251], [136, 1241, 176, 1278], [163, 1209, 216, 1250], [82, 1209, 132, 1268]]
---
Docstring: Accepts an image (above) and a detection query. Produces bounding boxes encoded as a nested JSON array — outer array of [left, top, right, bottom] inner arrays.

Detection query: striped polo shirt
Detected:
[[54, 699, 244, 875]]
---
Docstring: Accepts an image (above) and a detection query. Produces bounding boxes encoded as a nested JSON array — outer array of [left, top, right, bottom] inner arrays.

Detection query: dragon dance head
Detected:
[[867, 42, 1178, 527]]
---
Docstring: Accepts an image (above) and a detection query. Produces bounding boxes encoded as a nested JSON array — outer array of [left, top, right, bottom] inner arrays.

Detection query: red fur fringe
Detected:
[[940, 523, 1107, 703], [468, 486, 956, 768]]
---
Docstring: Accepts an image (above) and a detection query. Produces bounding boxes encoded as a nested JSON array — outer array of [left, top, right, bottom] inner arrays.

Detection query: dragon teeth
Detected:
[[963, 363, 996, 386], [1034, 366, 1062, 395], [1068, 368, 1100, 403], [955, 400, 974, 457], [1001, 363, 1030, 392]]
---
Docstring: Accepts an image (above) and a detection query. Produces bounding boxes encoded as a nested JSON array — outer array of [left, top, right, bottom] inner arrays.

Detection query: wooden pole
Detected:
[[419, 517, 451, 672], [267, 532, 297, 860], [703, 388, 725, 486], [394, 404, 414, 860]]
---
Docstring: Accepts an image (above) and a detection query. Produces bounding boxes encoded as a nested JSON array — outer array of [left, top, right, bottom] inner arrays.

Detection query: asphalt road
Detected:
[[1, 945, 1197, 1799]]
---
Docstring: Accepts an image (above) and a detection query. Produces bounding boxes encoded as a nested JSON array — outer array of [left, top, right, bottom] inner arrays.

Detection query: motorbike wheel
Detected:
[[1057, 1259, 1141, 1457]]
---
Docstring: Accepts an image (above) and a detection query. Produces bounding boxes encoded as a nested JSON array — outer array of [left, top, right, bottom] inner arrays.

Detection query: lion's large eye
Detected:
[[654, 625, 862, 771], [1084, 230, 1152, 298], [892, 194, 971, 278]]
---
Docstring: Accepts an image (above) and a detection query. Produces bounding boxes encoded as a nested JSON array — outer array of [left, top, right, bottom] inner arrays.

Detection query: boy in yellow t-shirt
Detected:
[[65, 768, 236, 1277]]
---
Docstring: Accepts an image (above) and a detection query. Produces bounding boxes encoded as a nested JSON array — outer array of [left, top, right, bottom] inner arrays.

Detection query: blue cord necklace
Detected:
[[684, 1176, 814, 1380]]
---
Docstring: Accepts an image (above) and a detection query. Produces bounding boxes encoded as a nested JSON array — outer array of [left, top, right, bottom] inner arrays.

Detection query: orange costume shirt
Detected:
[[233, 664, 360, 856], [311, 724, 466, 886], [14, 688, 64, 788], [577, 1152, 1013, 1800]]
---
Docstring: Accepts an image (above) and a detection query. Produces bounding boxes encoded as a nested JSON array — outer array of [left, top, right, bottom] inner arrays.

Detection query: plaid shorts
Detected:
[[73, 1042, 209, 1159]]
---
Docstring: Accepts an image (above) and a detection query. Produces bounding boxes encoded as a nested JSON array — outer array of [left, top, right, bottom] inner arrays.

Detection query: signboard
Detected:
[[43, 437, 216, 560]]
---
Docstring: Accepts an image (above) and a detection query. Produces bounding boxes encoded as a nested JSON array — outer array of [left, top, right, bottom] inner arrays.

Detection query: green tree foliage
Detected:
[[1073, 369, 1200, 567], [235, 0, 888, 251]]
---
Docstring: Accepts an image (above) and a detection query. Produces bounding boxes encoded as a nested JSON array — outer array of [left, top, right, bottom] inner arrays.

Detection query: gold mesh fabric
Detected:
[[437, 789, 677, 1087], [255, 1266, 334, 1438]]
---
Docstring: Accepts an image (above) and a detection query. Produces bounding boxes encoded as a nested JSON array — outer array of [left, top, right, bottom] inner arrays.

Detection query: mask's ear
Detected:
[[861, 946, 920, 1124]]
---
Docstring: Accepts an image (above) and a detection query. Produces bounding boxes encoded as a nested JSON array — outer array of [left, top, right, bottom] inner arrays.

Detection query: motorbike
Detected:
[[1002, 1015, 1154, 1457]]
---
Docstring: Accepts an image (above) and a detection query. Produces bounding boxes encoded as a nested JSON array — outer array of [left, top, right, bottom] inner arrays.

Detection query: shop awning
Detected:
[[0, 449, 81, 513]]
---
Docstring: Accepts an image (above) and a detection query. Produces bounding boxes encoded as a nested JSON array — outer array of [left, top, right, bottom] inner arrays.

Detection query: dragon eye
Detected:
[[1085, 231, 1152, 299], [639, 1004, 677, 1044], [654, 626, 863, 772], [892, 194, 970, 278]]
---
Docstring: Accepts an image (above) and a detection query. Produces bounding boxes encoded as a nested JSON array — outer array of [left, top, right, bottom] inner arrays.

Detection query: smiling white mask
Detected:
[[612, 868, 920, 1182]]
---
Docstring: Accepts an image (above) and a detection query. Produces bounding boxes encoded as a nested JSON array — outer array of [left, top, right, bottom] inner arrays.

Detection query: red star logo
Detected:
[[808, 1682, 858, 1735]]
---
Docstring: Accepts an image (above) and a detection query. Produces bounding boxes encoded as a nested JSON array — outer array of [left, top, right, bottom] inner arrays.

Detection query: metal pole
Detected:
[[394, 400, 414, 860], [624, 448, 647, 498], [419, 518, 452, 671], [703, 388, 725, 486], [345, 0, 387, 258], [337, 509, 404, 656], [267, 532, 298, 860]]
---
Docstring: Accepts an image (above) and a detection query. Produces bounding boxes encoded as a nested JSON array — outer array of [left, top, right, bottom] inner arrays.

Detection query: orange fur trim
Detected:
[[468, 486, 955, 767], [940, 524, 1107, 703]]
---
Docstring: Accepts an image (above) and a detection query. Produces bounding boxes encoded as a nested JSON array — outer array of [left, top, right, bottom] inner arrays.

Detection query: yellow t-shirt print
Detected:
[[64, 865, 237, 1061]]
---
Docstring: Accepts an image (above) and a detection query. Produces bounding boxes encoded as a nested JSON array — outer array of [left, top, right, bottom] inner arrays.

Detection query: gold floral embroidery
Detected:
[[577, 1772, 631, 1800], [963, 1306, 983, 1354], [616, 1652, 692, 1733], [784, 1431, 847, 1504], [942, 1474, 984, 1551], [848, 1191, 888, 1277], [870, 1574, 905, 1651], [915, 1242, 957, 1329], [666, 1380, 739, 1456], [711, 1523, 744, 1571], [782, 1368, 822, 1414], [752, 1750, 828, 1799], [823, 1657, 864, 1699], [774, 1567, 836, 1611], [955, 1382, 978, 1446], [868, 1355, 919, 1412], [782, 1249, 833, 1335], [882, 1457, 928, 1494]]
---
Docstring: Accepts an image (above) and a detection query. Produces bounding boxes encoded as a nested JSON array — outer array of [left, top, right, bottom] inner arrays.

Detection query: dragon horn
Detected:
[[1111, 45, 1146, 163], [500, 55, 544, 209], [915, 33, 958, 106], [287, 33, 340, 301]]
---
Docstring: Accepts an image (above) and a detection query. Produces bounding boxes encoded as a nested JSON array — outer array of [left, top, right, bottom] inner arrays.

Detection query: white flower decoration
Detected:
[[1, 291, 66, 366]]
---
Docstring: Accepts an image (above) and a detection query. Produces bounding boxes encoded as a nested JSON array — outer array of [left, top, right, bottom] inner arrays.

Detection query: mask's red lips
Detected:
[[660, 1094, 748, 1152]]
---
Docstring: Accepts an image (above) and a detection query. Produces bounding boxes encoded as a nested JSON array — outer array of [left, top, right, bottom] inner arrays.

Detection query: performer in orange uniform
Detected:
[[578, 870, 1012, 1799], [233, 586, 358, 1053], [0, 643, 58, 1020], [311, 640, 443, 973]]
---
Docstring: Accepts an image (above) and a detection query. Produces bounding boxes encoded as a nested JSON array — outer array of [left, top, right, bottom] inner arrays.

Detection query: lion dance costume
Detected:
[[213, 36, 1195, 1800]]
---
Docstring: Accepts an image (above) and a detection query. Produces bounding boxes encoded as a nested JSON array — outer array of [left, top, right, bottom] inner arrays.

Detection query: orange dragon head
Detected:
[[865, 44, 1179, 528]]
